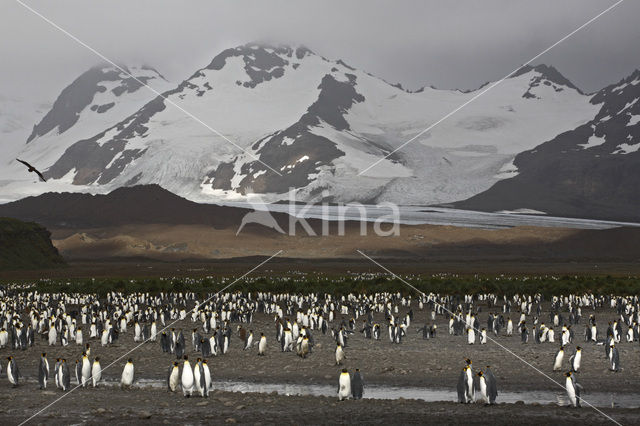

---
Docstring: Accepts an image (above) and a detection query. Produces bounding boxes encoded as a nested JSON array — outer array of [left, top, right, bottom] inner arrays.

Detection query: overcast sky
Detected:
[[1, 0, 639, 104]]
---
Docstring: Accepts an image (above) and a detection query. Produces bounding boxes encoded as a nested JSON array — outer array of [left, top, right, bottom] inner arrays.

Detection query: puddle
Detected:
[[110, 378, 639, 409]]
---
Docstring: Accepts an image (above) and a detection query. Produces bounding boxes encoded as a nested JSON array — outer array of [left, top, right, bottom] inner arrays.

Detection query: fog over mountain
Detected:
[[2, 0, 639, 104]]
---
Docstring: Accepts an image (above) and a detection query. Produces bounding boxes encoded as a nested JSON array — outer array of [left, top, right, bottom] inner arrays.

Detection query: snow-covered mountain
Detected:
[[0, 95, 50, 162], [456, 70, 640, 221], [3, 42, 637, 220], [1, 65, 171, 200], [0, 95, 50, 145]]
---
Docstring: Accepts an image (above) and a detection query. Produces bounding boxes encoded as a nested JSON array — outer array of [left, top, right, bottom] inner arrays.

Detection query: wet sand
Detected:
[[1, 386, 638, 425]]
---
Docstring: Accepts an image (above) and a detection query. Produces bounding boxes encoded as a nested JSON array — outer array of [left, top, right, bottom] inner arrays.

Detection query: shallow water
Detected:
[[116, 378, 639, 409]]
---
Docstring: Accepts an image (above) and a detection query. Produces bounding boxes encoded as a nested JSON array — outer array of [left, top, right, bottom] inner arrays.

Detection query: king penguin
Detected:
[[335, 343, 346, 365], [477, 371, 489, 404], [198, 360, 208, 397], [299, 336, 310, 359], [181, 355, 194, 397], [194, 358, 204, 397], [570, 346, 582, 372], [54, 358, 61, 389], [565, 371, 582, 407], [467, 328, 475, 345], [38, 353, 49, 390], [351, 368, 364, 400], [75, 359, 82, 386], [121, 358, 135, 389], [457, 366, 469, 403], [258, 332, 267, 356], [168, 361, 180, 392], [7, 356, 20, 387], [610, 344, 620, 372], [244, 330, 253, 350], [60, 359, 71, 391], [484, 365, 498, 404], [465, 362, 474, 403], [553, 346, 565, 371], [91, 357, 102, 387], [338, 369, 351, 401], [202, 359, 212, 394], [81, 352, 91, 387]]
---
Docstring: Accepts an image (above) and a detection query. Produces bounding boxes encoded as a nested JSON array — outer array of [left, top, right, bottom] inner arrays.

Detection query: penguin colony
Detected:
[[0, 283, 638, 407]]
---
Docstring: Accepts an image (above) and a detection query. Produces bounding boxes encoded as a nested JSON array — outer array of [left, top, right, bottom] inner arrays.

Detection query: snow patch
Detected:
[[627, 115, 640, 127], [281, 136, 295, 146], [494, 159, 519, 179], [620, 99, 638, 113], [280, 155, 310, 172], [613, 143, 640, 155], [579, 134, 606, 149]]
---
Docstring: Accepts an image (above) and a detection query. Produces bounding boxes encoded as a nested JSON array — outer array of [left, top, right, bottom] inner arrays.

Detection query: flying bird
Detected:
[[16, 158, 47, 182]]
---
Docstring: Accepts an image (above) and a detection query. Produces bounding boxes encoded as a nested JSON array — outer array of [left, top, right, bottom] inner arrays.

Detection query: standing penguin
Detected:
[[48, 326, 57, 346], [484, 366, 498, 404], [244, 330, 253, 350], [338, 369, 351, 401], [54, 359, 61, 389], [60, 359, 71, 391], [75, 359, 82, 386], [175, 338, 185, 360], [298, 336, 310, 359], [467, 328, 475, 345], [121, 358, 135, 389], [476, 371, 489, 404], [181, 356, 194, 397], [258, 333, 267, 356], [202, 359, 212, 393], [81, 352, 91, 387], [351, 368, 364, 400], [462, 359, 474, 403], [168, 361, 180, 392], [198, 360, 208, 397], [457, 366, 469, 403], [193, 358, 204, 397], [160, 332, 170, 353], [38, 353, 49, 390], [335, 343, 346, 365], [610, 344, 620, 372], [91, 357, 102, 387], [570, 346, 582, 372], [565, 371, 582, 407], [7, 356, 20, 387], [553, 346, 565, 371]]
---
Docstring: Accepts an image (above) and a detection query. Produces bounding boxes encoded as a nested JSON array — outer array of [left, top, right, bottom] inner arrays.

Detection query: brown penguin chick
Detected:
[[237, 326, 247, 341]]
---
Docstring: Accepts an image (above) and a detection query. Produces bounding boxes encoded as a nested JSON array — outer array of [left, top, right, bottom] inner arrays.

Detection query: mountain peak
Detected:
[[206, 42, 314, 71], [202, 42, 317, 90], [512, 64, 582, 94], [26, 64, 166, 144]]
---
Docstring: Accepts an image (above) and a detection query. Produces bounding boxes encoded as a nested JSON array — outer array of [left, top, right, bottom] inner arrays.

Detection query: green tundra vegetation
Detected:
[[3, 273, 640, 298]]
